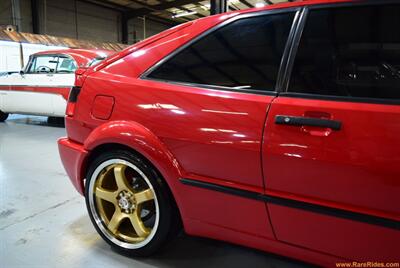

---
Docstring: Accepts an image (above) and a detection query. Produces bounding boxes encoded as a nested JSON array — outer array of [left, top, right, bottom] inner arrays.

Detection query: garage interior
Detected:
[[1, 0, 305, 267]]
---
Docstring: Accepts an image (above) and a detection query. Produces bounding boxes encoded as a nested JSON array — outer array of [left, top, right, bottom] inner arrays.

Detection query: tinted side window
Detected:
[[148, 13, 295, 91], [289, 4, 400, 100]]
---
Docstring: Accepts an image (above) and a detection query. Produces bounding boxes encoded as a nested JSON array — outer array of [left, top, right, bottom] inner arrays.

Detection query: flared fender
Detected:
[[83, 120, 184, 205]]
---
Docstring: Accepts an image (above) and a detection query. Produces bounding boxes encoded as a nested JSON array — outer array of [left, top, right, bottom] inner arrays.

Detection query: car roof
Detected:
[[34, 48, 115, 67], [91, 0, 356, 73]]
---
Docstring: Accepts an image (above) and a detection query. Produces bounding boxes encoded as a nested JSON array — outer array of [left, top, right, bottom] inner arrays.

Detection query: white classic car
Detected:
[[0, 48, 114, 122]]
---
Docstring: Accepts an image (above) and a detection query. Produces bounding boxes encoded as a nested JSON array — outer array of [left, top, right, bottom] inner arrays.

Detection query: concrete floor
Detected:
[[0, 114, 308, 268]]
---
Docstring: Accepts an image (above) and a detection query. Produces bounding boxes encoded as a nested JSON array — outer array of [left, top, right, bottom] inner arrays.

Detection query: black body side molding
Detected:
[[180, 178, 399, 231]]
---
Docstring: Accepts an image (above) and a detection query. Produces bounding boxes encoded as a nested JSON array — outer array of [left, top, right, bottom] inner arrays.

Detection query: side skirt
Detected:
[[180, 178, 400, 231]]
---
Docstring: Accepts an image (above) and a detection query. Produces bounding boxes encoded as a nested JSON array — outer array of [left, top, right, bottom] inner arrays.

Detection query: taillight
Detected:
[[66, 86, 81, 116]]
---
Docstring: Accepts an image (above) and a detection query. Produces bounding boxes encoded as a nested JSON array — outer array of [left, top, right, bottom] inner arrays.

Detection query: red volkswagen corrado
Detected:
[[0, 48, 114, 122], [58, 0, 400, 265]]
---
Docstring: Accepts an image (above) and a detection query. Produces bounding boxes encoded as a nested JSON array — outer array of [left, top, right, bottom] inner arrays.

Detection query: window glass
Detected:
[[289, 4, 400, 100], [88, 57, 107, 67], [57, 56, 77, 73], [148, 13, 295, 91], [28, 56, 59, 73]]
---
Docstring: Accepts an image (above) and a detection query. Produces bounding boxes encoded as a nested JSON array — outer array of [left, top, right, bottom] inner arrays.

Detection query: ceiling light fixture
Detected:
[[172, 11, 197, 18], [255, 2, 265, 8]]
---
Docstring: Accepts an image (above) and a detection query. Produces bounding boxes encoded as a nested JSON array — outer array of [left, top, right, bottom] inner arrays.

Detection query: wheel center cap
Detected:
[[118, 197, 132, 210], [117, 191, 135, 213]]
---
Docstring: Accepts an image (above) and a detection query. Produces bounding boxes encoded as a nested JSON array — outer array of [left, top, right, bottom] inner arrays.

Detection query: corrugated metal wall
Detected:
[[0, 0, 170, 44]]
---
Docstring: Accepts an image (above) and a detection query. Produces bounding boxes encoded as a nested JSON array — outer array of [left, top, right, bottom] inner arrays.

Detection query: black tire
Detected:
[[0, 111, 9, 122], [47, 116, 64, 126], [85, 149, 180, 257]]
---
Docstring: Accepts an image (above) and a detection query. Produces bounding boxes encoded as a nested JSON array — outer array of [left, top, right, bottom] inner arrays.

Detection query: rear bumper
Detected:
[[58, 137, 88, 195]]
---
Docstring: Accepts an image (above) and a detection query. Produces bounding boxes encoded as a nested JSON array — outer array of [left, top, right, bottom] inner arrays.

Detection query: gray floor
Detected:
[[0, 114, 307, 268]]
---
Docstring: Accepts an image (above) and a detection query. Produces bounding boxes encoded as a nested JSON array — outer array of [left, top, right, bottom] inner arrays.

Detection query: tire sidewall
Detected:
[[0, 111, 9, 122], [85, 150, 173, 257]]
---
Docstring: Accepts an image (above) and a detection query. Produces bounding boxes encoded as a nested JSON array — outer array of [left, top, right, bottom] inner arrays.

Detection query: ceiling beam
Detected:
[[78, 0, 126, 11], [125, 0, 191, 22], [176, 7, 206, 18], [78, 0, 178, 26], [145, 14, 180, 26], [238, 0, 253, 8], [157, 0, 206, 18], [126, 0, 204, 18]]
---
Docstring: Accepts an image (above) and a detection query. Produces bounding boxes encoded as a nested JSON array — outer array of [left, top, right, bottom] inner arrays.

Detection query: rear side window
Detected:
[[147, 13, 295, 92], [288, 4, 400, 100]]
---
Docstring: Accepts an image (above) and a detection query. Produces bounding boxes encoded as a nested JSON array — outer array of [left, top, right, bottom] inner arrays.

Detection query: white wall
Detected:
[[0, 40, 67, 72], [0, 41, 21, 72]]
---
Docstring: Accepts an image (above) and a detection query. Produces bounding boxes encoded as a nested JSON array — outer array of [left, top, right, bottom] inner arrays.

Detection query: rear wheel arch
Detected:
[[82, 121, 184, 181], [85, 143, 174, 192], [81, 120, 185, 211]]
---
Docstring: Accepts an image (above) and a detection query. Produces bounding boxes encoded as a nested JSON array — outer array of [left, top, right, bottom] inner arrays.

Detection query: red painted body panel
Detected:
[[57, 0, 400, 265], [262, 97, 400, 261], [263, 97, 400, 220], [58, 138, 88, 194], [268, 204, 400, 262], [184, 218, 347, 266], [0, 85, 70, 100], [91, 95, 115, 120], [77, 76, 273, 189]]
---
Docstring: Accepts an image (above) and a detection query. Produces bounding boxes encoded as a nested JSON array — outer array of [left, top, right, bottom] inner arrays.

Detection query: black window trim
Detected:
[[280, 0, 400, 105], [141, 7, 302, 97]]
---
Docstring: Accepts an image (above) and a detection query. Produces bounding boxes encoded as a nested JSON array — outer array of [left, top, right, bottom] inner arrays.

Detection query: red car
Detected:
[[58, 0, 400, 265]]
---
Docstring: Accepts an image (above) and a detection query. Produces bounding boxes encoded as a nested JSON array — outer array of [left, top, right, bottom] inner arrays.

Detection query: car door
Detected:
[[3, 55, 58, 114], [263, 3, 400, 261], [22, 54, 59, 86], [3, 54, 74, 116]]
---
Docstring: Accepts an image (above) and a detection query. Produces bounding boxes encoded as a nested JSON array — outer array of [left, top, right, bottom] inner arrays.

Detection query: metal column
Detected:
[[121, 12, 129, 44], [210, 0, 227, 15], [31, 0, 46, 34]]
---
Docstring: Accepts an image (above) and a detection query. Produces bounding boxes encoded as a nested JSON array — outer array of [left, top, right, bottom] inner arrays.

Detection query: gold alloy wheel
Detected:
[[89, 160, 159, 248]]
